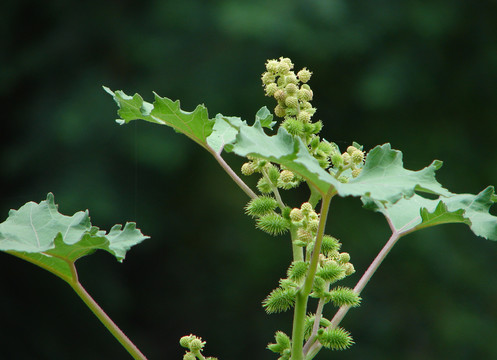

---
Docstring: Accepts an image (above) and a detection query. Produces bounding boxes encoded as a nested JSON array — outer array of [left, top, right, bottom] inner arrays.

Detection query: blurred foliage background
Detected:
[[1, 0, 496, 359]]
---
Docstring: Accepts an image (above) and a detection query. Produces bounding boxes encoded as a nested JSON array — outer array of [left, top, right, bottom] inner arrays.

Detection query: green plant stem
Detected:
[[302, 281, 329, 354], [304, 230, 402, 359], [291, 192, 333, 360], [211, 150, 256, 199], [192, 350, 206, 360], [290, 226, 304, 262], [307, 183, 321, 208], [69, 264, 148, 360]]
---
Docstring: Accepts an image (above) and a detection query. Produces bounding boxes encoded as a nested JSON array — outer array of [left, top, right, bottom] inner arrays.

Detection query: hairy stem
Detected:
[[211, 150, 256, 199], [69, 264, 147, 360], [291, 191, 333, 360], [304, 231, 402, 359]]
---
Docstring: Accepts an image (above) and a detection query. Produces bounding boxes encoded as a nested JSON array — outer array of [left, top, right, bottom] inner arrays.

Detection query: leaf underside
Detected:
[[0, 193, 149, 282]]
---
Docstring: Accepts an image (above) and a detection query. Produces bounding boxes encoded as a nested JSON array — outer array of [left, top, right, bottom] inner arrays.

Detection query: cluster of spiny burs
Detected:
[[243, 57, 366, 358]]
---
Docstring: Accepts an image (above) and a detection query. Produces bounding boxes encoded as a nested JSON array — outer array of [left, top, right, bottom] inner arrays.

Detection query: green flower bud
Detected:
[[285, 96, 299, 108], [342, 153, 351, 165], [280, 169, 294, 183], [285, 74, 298, 84], [297, 228, 313, 243], [279, 57, 294, 70], [266, 59, 279, 73], [308, 219, 320, 233], [277, 61, 291, 75], [297, 110, 312, 123], [351, 168, 362, 178], [300, 101, 312, 109], [245, 196, 278, 217], [289, 208, 304, 222], [180, 335, 194, 348], [297, 68, 312, 83], [343, 262, 355, 276], [297, 88, 313, 102], [256, 213, 290, 236], [183, 352, 196, 360], [241, 162, 255, 176], [337, 176, 349, 183], [189, 338, 205, 351], [261, 72, 276, 85], [274, 104, 286, 118], [282, 117, 304, 136], [285, 107, 298, 116], [339, 252, 350, 264], [347, 146, 358, 155], [274, 89, 287, 102], [285, 83, 298, 95], [306, 107, 317, 116], [351, 150, 364, 164], [301, 202, 313, 214], [265, 82, 278, 96]]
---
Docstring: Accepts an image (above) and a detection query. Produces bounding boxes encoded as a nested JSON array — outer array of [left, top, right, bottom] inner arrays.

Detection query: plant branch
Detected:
[[210, 149, 257, 199], [304, 231, 402, 359], [69, 263, 148, 360], [302, 281, 329, 354]]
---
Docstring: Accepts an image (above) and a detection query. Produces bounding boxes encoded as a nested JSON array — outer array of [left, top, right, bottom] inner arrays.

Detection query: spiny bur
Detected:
[[318, 327, 354, 350], [256, 213, 289, 236], [245, 196, 278, 218], [329, 287, 361, 307]]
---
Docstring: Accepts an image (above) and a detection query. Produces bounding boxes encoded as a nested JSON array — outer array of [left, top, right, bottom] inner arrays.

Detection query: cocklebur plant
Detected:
[[102, 56, 497, 359], [1, 57, 496, 360]]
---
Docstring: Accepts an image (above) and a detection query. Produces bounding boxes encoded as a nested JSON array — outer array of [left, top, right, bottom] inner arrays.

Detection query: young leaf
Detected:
[[206, 114, 246, 153], [104, 87, 215, 151], [255, 106, 276, 129], [0, 193, 149, 283]]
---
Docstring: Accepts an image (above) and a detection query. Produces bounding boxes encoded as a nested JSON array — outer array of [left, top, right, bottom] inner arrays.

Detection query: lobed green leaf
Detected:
[[364, 186, 497, 240], [0, 193, 149, 282], [104, 87, 215, 151], [230, 121, 450, 204]]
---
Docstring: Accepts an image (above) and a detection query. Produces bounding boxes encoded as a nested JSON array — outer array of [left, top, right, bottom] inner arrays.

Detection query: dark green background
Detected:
[[1, 1, 496, 359]]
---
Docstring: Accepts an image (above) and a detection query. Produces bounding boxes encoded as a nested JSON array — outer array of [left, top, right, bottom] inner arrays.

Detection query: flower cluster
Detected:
[[262, 57, 321, 142], [179, 334, 218, 360], [241, 156, 303, 194], [329, 144, 365, 183]]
